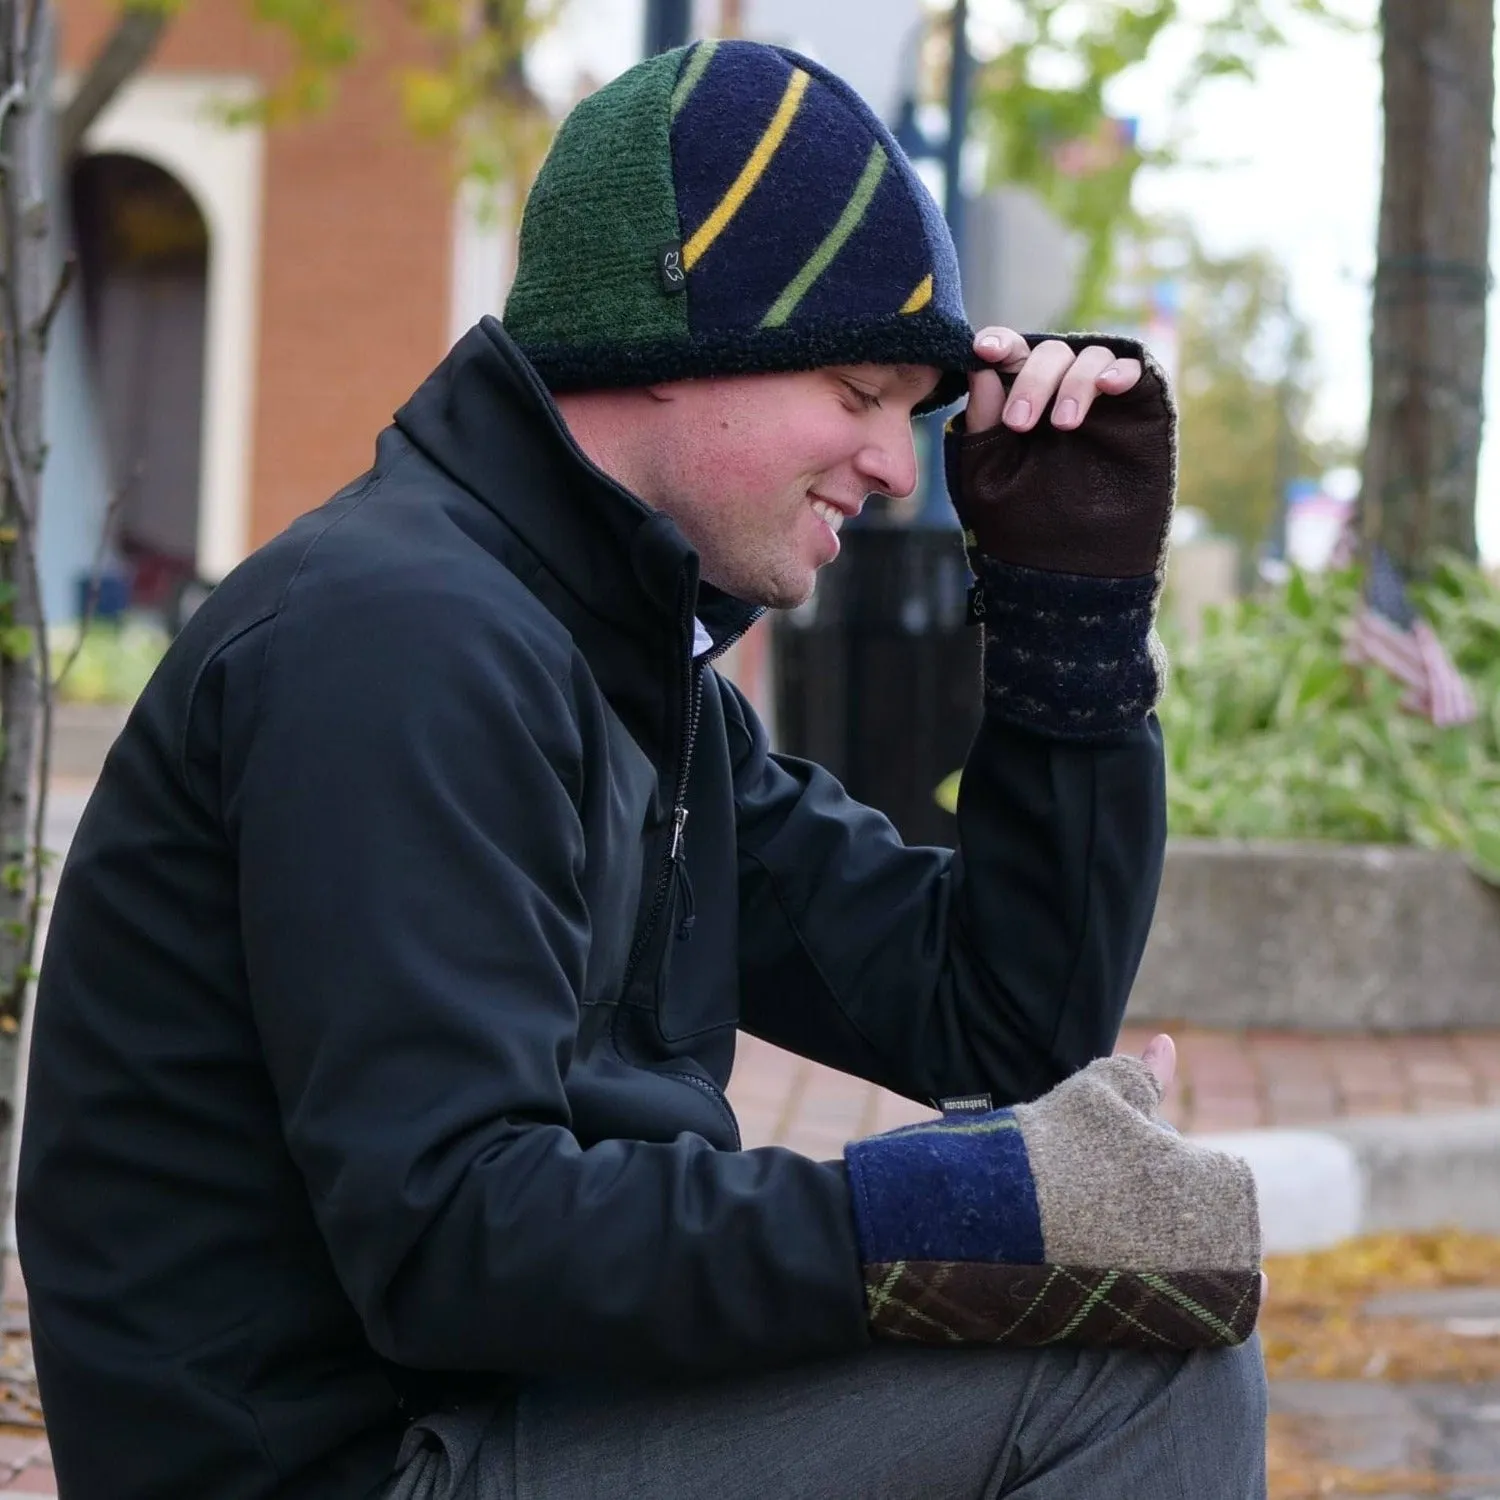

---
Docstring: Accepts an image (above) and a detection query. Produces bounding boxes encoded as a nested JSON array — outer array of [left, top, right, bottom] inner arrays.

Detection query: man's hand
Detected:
[[944, 326, 1174, 583], [1141, 1031, 1176, 1091], [844, 1034, 1264, 1350], [964, 326, 1144, 435], [1138, 1030, 1270, 1303]]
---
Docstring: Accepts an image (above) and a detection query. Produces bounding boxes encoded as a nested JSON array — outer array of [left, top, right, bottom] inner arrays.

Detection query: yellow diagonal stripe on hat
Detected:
[[760, 142, 889, 329], [683, 67, 810, 272], [900, 274, 934, 315]]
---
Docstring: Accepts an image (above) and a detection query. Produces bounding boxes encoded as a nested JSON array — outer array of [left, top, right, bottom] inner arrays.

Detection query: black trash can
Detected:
[[773, 524, 982, 847]]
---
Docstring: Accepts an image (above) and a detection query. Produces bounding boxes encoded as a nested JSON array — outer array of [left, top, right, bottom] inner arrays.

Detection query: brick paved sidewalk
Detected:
[[726, 1027, 1500, 1156], [0, 1432, 52, 1497]]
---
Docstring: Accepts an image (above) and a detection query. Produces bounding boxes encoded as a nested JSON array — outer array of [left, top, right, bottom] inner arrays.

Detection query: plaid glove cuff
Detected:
[[844, 1058, 1263, 1351], [970, 558, 1167, 741], [864, 1262, 1261, 1349]]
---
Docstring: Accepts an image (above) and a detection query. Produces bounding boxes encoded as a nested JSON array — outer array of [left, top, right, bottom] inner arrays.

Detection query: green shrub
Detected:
[[935, 556, 1500, 883], [1157, 557, 1500, 883]]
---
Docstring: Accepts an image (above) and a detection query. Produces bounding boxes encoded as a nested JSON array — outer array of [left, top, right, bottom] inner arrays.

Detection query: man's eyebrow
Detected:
[[836, 363, 939, 395], [893, 364, 938, 391]]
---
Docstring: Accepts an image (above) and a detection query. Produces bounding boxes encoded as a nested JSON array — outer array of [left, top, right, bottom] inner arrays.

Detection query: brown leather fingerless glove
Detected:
[[944, 333, 1177, 740], [946, 333, 1176, 578]]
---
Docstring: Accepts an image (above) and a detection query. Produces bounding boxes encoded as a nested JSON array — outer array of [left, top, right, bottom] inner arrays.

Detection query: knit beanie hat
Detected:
[[503, 39, 978, 414]]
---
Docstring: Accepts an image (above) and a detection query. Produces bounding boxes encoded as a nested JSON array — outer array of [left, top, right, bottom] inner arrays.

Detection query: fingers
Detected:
[[966, 327, 1027, 434], [965, 368, 1006, 432], [997, 339, 1076, 431], [1140, 1032, 1176, 1092], [1049, 349, 1143, 430], [971, 326, 1031, 374], [965, 327, 1146, 435]]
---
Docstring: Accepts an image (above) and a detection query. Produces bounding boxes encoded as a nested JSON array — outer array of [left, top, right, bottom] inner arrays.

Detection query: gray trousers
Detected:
[[385, 1337, 1268, 1500]]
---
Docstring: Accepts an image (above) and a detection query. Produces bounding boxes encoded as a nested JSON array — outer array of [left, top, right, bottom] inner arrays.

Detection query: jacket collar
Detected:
[[394, 316, 759, 648]]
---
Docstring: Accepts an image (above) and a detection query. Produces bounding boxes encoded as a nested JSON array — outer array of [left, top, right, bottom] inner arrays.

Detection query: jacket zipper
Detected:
[[620, 600, 758, 994]]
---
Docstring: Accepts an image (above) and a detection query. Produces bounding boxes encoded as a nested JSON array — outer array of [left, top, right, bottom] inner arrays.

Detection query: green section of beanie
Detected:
[[503, 48, 688, 349], [503, 39, 978, 409]]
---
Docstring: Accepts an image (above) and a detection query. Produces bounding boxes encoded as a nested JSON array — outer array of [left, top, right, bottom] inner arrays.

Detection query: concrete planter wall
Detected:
[[1127, 839, 1500, 1031]]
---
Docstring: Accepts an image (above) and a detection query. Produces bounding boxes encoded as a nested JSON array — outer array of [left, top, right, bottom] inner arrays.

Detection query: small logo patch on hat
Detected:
[[658, 241, 687, 295]]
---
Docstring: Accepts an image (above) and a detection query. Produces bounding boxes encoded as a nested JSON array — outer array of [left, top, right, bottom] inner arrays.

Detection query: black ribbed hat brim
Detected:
[[516, 311, 982, 417]]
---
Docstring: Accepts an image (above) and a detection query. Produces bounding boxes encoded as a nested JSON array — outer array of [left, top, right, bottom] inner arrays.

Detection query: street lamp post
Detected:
[[891, 0, 973, 523], [643, 0, 692, 56]]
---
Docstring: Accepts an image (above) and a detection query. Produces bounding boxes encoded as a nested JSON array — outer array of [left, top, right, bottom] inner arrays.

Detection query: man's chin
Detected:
[[705, 556, 822, 612], [760, 568, 820, 612]]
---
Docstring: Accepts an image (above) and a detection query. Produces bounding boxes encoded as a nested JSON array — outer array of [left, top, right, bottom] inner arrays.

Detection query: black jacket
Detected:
[[17, 319, 1166, 1500]]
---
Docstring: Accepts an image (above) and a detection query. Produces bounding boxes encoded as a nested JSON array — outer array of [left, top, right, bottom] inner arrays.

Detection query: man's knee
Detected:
[[1174, 1335, 1269, 1443]]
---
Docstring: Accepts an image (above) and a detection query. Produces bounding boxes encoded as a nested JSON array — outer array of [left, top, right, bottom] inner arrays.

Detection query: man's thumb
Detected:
[[1141, 1033, 1176, 1093]]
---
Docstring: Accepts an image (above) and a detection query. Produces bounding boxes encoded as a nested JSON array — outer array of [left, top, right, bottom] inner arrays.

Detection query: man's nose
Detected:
[[856, 422, 920, 501]]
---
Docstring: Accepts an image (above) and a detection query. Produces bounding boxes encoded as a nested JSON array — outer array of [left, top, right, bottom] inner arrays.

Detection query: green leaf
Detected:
[[1465, 826, 1500, 887], [0, 625, 33, 661], [1285, 569, 1315, 619]]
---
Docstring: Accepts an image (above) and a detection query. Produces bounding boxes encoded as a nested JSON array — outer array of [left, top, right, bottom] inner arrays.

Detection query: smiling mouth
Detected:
[[811, 497, 848, 533]]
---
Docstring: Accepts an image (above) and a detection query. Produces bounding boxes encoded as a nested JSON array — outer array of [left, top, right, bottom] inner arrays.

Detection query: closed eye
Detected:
[[841, 380, 882, 412]]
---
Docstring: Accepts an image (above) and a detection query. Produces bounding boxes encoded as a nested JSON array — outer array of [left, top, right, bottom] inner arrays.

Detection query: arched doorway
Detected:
[[69, 152, 209, 623]]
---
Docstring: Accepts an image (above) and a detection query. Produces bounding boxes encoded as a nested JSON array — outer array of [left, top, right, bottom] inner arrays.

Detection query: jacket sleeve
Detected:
[[727, 667, 1167, 1109], [228, 582, 869, 1378], [735, 332, 1174, 1107]]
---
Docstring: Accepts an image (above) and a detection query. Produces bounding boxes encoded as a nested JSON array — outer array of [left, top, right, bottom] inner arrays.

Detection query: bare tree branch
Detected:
[[51, 467, 133, 693], [0, 341, 54, 986], [57, 3, 166, 161], [0, 78, 22, 136], [0, 401, 55, 1023], [36, 248, 71, 343], [0, 0, 56, 1133]]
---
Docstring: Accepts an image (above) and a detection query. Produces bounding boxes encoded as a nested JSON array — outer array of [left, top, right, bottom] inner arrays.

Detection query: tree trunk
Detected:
[[0, 0, 59, 1195], [1361, 0, 1495, 572]]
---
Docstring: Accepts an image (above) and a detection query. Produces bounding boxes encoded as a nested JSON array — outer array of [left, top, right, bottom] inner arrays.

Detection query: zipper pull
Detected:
[[669, 806, 695, 940]]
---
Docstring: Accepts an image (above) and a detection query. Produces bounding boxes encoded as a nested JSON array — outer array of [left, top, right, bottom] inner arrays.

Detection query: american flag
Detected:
[[1344, 546, 1478, 728], [1051, 116, 1138, 178]]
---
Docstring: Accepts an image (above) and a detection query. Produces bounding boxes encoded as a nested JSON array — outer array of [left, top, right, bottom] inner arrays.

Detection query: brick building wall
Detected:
[[58, 0, 458, 552]]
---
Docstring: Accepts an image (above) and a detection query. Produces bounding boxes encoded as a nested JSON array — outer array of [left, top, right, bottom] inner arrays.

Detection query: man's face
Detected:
[[646, 362, 942, 610]]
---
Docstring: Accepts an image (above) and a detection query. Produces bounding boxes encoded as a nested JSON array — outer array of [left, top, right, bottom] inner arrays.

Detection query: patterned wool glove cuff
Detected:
[[843, 1057, 1262, 1351], [970, 557, 1166, 741]]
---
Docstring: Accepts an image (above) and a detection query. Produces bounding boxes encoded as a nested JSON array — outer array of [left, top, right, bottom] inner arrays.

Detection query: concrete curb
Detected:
[[1195, 1108, 1500, 1253]]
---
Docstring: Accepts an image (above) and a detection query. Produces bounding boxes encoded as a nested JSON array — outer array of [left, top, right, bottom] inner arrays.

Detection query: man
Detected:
[[18, 38, 1266, 1500]]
